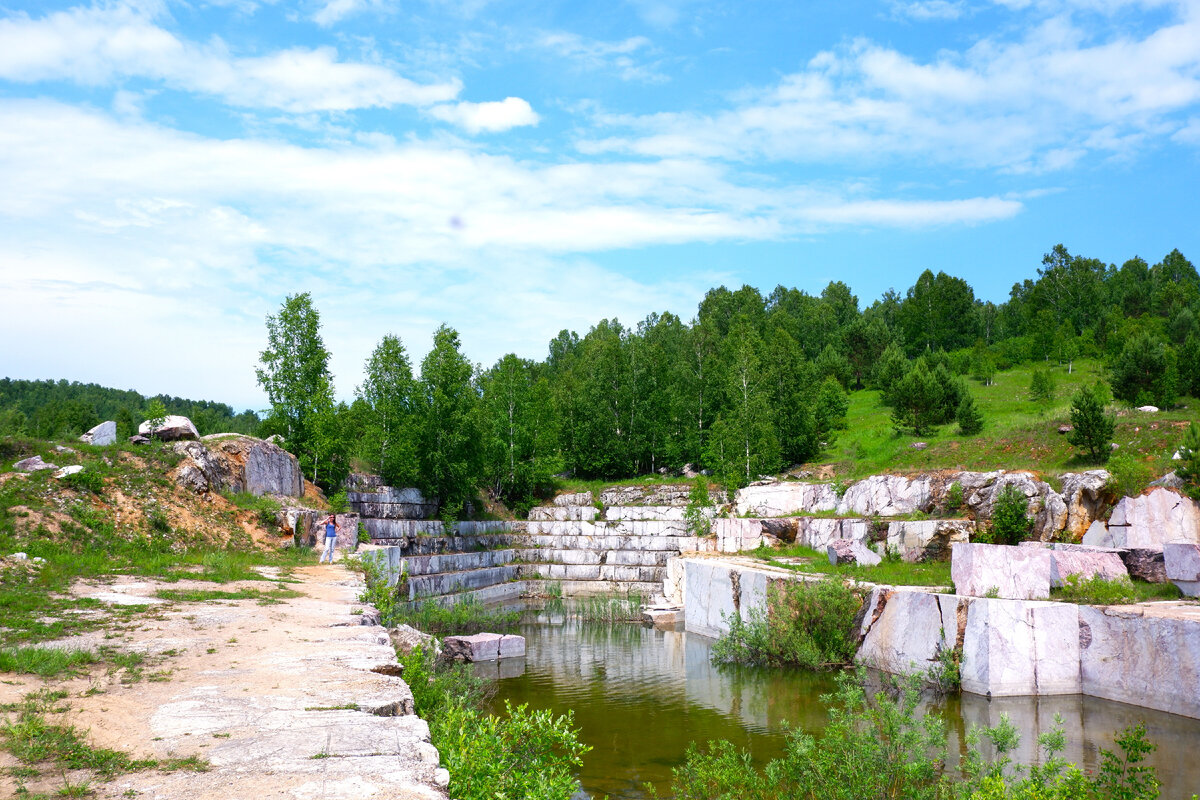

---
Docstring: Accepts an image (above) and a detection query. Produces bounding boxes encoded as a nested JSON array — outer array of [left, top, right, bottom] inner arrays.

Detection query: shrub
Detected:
[[1177, 422, 1200, 501], [1030, 369, 1055, 404], [1055, 574, 1140, 605], [945, 482, 965, 513], [1106, 453, 1153, 499], [711, 579, 864, 669], [683, 476, 714, 538], [63, 470, 105, 494], [990, 485, 1033, 545], [327, 490, 351, 513]]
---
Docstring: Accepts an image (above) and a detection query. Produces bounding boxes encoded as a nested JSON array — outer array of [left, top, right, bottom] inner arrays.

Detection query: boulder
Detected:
[[138, 415, 199, 441], [952, 542, 1052, 600], [387, 624, 440, 657], [1059, 470, 1110, 539], [53, 445, 77, 454], [1120, 548, 1168, 583], [1150, 471, 1185, 490], [734, 481, 838, 516], [1136, 405, 1159, 413], [13, 456, 56, 472], [128, 434, 150, 445], [827, 538, 881, 566], [1057, 425, 1073, 434], [884, 519, 972, 562], [642, 607, 683, 626], [173, 436, 303, 497], [54, 465, 84, 479], [836, 474, 932, 517], [498, 634, 526, 659], [1088, 488, 1200, 549], [265, 433, 285, 445], [79, 420, 117, 446], [1164, 542, 1200, 596]]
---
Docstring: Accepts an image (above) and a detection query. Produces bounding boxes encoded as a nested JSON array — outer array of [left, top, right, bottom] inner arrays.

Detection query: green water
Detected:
[[487, 614, 1200, 799]]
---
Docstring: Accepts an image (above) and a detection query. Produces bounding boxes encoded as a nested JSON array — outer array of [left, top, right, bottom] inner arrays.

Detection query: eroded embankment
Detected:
[[0, 565, 447, 800]]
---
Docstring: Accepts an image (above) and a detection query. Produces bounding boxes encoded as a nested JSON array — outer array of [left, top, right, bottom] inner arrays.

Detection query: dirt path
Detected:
[[0, 564, 449, 800]]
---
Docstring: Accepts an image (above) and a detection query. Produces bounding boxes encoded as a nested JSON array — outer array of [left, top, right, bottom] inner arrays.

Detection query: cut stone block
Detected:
[[642, 607, 683, 626], [498, 634, 526, 659], [952, 542, 1052, 600], [856, 588, 960, 676], [1165, 542, 1200, 597], [1049, 549, 1128, 588], [961, 597, 1081, 696], [442, 633, 503, 662]]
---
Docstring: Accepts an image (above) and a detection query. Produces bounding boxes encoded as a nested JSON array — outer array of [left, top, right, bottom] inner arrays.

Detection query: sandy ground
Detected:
[[0, 563, 449, 800]]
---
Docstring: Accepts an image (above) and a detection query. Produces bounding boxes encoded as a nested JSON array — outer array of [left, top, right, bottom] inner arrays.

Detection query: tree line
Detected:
[[252, 245, 1199, 516], [0, 378, 259, 441]]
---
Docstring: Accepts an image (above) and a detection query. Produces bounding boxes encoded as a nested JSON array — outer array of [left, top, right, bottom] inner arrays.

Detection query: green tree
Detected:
[[991, 484, 1034, 545], [814, 376, 849, 443], [417, 325, 482, 520], [872, 343, 909, 402], [1029, 369, 1055, 405], [704, 319, 780, 487], [359, 334, 419, 487], [1067, 384, 1116, 463], [814, 343, 853, 389], [898, 269, 978, 355], [255, 293, 338, 483], [890, 361, 942, 436], [1111, 331, 1179, 408], [683, 476, 714, 537], [970, 341, 996, 386], [1176, 423, 1200, 501], [479, 354, 559, 511], [144, 398, 168, 435], [957, 391, 984, 435]]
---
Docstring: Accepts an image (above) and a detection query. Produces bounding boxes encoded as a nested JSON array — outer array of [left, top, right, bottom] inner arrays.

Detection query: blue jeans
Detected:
[[320, 535, 337, 563]]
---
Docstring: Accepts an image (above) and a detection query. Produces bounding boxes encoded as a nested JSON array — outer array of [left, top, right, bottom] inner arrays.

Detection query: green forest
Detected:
[[5, 244, 1199, 515]]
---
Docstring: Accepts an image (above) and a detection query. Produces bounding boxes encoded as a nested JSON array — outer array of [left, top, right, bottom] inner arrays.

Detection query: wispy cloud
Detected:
[[581, 6, 1200, 172], [890, 0, 966, 20], [0, 2, 460, 111], [536, 31, 668, 83]]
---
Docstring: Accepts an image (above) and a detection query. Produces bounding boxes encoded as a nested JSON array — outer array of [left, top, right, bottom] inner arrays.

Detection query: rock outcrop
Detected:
[[1083, 488, 1200, 549], [79, 420, 117, 446], [735, 481, 838, 516], [827, 538, 881, 566], [955, 471, 1067, 541], [174, 435, 303, 497], [836, 474, 932, 517], [1059, 470, 1111, 538], [884, 519, 971, 562], [13, 456, 56, 472], [138, 415, 199, 441]]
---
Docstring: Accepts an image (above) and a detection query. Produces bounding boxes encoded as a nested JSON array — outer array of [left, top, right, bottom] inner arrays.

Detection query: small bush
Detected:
[[683, 476, 713, 537], [327, 490, 350, 513], [1106, 453, 1153, 499], [63, 470, 105, 494], [712, 579, 864, 669], [990, 485, 1034, 545], [945, 482, 965, 513]]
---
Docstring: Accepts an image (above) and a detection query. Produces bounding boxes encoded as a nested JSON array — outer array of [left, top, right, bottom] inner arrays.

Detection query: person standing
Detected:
[[320, 514, 338, 564]]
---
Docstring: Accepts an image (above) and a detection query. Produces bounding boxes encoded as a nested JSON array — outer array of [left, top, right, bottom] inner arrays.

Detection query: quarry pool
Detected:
[[485, 611, 1200, 799]]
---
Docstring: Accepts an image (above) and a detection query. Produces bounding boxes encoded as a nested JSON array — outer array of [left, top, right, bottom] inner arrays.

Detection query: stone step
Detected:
[[517, 563, 665, 583], [514, 548, 672, 567], [406, 564, 520, 600], [405, 580, 530, 609], [402, 549, 518, 576]]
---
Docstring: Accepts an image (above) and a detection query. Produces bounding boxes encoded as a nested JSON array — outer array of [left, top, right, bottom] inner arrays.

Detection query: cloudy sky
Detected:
[[2, 0, 1198, 411]]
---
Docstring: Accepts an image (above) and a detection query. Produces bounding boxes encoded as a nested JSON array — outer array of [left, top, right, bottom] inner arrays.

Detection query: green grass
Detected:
[[755, 544, 954, 588], [1051, 573, 1183, 605], [383, 596, 521, 637], [818, 358, 1190, 481], [575, 590, 645, 623], [154, 587, 304, 604], [0, 647, 98, 678]]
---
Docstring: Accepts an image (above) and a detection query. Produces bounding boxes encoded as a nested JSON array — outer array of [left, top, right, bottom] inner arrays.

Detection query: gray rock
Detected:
[[734, 481, 838, 516], [1164, 542, 1200, 596], [138, 414, 199, 441], [54, 465, 84, 479], [885, 519, 972, 563], [952, 542, 1052, 600], [910, 441, 929, 450], [387, 624, 440, 657], [79, 420, 117, 446], [173, 436, 303, 497], [1150, 471, 1185, 490], [827, 538, 881, 566], [1120, 548, 1168, 583], [128, 434, 150, 444], [1059, 470, 1110, 539], [837, 474, 932, 517], [13, 456, 56, 472], [954, 471, 1067, 540]]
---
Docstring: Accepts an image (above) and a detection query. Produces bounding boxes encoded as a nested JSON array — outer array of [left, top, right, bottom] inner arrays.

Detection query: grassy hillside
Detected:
[[820, 358, 1191, 481]]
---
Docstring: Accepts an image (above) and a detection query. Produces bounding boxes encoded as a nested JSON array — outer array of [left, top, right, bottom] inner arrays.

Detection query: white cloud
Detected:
[[0, 100, 1020, 405], [428, 97, 540, 133], [0, 2, 460, 111], [313, 0, 395, 27], [581, 7, 1200, 172]]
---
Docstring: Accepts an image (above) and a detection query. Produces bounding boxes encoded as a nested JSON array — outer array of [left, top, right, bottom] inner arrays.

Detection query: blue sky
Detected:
[[1, 0, 1198, 411]]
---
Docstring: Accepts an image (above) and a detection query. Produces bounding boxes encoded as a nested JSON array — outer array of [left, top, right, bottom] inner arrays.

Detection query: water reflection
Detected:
[[488, 612, 1200, 799]]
